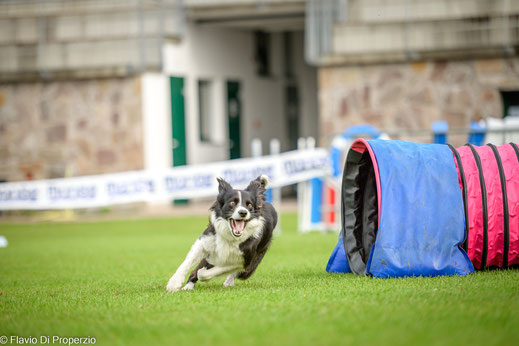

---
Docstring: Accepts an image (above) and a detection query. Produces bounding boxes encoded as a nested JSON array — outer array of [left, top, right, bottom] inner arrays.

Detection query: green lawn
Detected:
[[0, 213, 518, 346]]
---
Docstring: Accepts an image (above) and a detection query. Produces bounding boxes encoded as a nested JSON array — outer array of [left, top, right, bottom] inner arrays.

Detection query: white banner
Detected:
[[0, 149, 330, 210]]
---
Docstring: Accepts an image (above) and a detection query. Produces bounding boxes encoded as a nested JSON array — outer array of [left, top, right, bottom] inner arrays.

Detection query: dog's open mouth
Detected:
[[230, 219, 247, 237]]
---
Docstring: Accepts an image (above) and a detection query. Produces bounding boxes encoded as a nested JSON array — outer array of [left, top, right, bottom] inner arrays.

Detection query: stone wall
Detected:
[[0, 77, 144, 182], [318, 57, 519, 145]]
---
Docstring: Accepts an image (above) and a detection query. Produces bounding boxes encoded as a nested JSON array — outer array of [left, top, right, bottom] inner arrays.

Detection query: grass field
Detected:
[[0, 213, 518, 346]]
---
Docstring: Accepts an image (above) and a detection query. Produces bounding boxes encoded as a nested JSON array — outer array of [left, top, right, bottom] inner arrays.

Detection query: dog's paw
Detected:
[[181, 282, 195, 291], [197, 267, 209, 281], [166, 274, 184, 293]]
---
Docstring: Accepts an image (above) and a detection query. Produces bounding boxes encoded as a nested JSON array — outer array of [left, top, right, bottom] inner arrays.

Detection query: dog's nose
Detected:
[[238, 209, 248, 218]]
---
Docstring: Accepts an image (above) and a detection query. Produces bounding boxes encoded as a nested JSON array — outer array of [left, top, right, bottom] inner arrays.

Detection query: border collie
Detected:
[[166, 175, 277, 292]]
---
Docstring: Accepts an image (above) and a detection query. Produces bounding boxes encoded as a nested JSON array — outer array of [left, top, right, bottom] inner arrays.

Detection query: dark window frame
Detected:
[[198, 79, 214, 143]]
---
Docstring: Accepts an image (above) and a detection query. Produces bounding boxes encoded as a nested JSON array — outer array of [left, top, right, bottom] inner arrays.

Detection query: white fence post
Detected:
[[297, 137, 310, 233], [269, 139, 282, 235], [306, 137, 316, 150], [251, 138, 262, 157]]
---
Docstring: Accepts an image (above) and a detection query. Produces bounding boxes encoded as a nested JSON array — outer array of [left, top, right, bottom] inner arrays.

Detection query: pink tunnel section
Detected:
[[455, 146, 485, 269], [454, 143, 519, 269], [498, 144, 519, 266], [478, 146, 504, 268], [350, 139, 382, 227]]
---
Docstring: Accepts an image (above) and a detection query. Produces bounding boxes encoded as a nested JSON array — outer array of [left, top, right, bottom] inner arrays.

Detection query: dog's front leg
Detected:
[[166, 238, 207, 292], [197, 265, 242, 282]]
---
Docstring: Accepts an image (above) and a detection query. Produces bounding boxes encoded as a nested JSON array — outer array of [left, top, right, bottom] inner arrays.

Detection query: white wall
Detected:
[[141, 73, 172, 170], [293, 31, 319, 139], [158, 23, 317, 166]]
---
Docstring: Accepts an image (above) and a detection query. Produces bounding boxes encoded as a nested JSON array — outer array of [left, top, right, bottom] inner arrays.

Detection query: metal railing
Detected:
[[305, 0, 346, 64], [305, 0, 519, 65], [326, 126, 519, 148], [0, 0, 185, 81]]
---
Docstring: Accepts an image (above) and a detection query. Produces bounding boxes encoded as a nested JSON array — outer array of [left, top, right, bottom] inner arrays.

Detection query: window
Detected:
[[198, 79, 214, 142], [500, 90, 519, 117], [254, 31, 271, 77], [283, 31, 293, 79]]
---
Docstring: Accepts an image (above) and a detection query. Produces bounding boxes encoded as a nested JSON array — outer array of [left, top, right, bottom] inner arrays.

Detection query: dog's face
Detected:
[[211, 175, 268, 239]]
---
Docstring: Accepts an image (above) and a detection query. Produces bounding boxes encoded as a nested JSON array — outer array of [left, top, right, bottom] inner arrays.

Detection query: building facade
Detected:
[[1, 0, 519, 182], [308, 0, 519, 145], [0, 0, 318, 182]]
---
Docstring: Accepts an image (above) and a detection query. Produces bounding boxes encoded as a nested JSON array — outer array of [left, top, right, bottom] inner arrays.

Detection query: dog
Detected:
[[166, 175, 277, 292]]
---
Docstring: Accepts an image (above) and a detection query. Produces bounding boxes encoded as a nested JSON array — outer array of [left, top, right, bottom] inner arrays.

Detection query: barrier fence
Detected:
[[3, 122, 517, 234], [0, 148, 330, 211]]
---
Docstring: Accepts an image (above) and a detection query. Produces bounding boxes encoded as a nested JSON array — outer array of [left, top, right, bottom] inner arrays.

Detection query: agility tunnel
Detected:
[[326, 139, 519, 277]]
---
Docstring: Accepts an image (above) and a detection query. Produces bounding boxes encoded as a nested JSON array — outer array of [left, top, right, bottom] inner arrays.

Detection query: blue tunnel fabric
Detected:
[[365, 140, 474, 277], [326, 140, 474, 277], [326, 236, 351, 273]]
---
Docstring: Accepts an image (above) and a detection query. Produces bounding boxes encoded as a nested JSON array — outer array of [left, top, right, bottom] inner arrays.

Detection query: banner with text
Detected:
[[0, 149, 330, 210]]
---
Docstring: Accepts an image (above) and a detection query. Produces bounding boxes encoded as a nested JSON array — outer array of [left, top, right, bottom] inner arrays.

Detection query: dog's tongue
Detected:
[[233, 220, 245, 233]]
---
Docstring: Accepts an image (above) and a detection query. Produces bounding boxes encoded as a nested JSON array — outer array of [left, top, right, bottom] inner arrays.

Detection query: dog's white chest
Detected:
[[203, 235, 244, 267]]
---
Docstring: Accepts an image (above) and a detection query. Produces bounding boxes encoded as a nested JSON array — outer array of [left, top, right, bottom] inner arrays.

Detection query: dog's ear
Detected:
[[216, 177, 233, 195], [245, 175, 269, 207], [257, 175, 269, 189]]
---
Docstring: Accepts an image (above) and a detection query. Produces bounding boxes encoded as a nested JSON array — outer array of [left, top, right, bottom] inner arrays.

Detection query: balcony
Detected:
[[0, 0, 183, 81], [306, 0, 519, 65]]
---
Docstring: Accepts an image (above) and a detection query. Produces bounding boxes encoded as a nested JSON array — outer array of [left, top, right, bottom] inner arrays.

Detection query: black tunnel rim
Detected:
[[487, 143, 509, 268], [341, 147, 379, 276], [511, 143, 519, 163], [465, 144, 489, 270], [448, 144, 469, 252]]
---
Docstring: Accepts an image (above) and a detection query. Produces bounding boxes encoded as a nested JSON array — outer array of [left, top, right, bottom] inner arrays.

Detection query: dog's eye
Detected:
[[229, 201, 235, 206], [247, 203, 252, 209]]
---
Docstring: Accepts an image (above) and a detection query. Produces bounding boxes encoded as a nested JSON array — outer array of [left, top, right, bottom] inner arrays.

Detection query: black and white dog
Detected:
[[166, 175, 277, 292]]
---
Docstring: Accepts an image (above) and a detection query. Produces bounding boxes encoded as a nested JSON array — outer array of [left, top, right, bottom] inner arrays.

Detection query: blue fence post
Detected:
[[432, 121, 449, 144], [265, 189, 273, 203], [467, 121, 486, 145], [310, 177, 323, 227]]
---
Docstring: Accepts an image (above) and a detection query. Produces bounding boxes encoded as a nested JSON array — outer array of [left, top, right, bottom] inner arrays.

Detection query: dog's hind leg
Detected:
[[182, 259, 213, 290], [223, 273, 236, 287], [197, 265, 242, 282], [166, 238, 207, 293]]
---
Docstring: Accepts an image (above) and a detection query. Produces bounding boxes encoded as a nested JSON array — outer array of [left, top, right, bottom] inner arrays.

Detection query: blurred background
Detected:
[[0, 0, 519, 216]]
